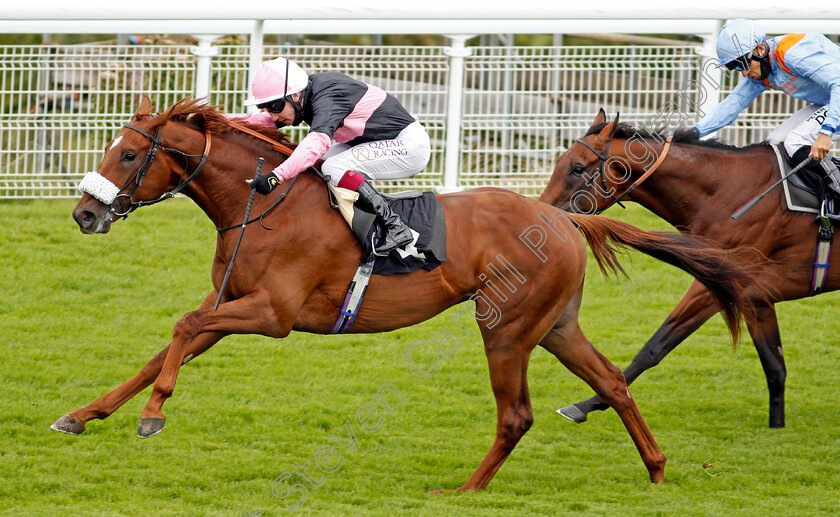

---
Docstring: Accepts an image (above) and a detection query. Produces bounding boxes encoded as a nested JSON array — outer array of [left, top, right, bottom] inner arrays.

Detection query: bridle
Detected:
[[108, 123, 212, 217], [80, 117, 303, 232], [574, 134, 672, 213], [575, 136, 622, 209]]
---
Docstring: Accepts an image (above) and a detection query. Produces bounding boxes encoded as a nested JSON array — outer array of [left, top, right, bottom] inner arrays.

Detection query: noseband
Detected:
[[108, 123, 212, 217]]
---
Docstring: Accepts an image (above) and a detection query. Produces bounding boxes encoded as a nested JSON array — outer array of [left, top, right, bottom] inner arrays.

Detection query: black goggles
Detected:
[[724, 52, 760, 72], [257, 97, 287, 113]]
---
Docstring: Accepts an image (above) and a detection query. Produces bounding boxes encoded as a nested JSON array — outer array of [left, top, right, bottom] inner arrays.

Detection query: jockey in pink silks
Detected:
[[234, 57, 431, 255]]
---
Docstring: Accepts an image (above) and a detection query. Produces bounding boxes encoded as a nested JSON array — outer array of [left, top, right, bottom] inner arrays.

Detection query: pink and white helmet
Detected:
[[243, 57, 309, 106]]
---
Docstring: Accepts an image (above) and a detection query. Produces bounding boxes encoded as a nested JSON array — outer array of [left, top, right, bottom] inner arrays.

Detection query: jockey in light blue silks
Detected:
[[692, 19, 840, 195]]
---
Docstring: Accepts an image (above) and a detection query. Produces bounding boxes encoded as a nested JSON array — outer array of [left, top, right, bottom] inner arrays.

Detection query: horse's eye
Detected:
[[570, 164, 586, 176], [122, 152, 137, 162]]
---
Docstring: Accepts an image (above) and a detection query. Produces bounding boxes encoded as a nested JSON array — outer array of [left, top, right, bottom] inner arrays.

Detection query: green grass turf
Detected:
[[1, 198, 839, 516]]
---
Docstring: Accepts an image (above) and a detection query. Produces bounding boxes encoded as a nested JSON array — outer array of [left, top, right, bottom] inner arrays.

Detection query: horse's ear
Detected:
[[598, 113, 620, 142], [592, 109, 607, 126], [135, 95, 152, 117]]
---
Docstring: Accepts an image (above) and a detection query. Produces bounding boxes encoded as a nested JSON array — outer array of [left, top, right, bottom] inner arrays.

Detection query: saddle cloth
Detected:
[[328, 185, 447, 275], [768, 144, 836, 296], [771, 143, 840, 214]]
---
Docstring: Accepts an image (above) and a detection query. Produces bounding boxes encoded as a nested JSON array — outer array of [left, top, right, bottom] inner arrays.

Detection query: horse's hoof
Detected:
[[428, 488, 461, 495], [50, 414, 86, 435], [650, 471, 666, 484], [429, 485, 476, 495], [137, 417, 166, 438], [556, 404, 587, 423]]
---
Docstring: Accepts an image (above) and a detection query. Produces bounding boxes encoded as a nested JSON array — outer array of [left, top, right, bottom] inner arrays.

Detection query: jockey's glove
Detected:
[[250, 172, 281, 195]]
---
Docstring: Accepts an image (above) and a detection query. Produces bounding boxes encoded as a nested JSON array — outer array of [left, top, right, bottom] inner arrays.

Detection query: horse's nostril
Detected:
[[75, 210, 95, 228]]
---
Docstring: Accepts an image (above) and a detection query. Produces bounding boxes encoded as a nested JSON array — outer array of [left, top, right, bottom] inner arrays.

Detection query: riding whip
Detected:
[[731, 157, 815, 220], [215, 157, 264, 310]]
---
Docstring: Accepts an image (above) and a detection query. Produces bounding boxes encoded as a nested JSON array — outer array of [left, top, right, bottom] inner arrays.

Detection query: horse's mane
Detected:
[[148, 97, 297, 149], [584, 122, 770, 151]]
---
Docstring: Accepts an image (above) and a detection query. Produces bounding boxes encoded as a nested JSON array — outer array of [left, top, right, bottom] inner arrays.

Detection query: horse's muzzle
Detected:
[[72, 202, 113, 234]]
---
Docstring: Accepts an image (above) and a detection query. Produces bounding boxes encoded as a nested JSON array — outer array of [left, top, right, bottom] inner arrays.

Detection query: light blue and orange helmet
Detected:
[[716, 19, 767, 71]]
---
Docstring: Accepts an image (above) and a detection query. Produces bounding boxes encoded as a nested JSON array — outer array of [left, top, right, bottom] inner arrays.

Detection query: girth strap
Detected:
[[330, 259, 376, 334], [811, 200, 835, 296]]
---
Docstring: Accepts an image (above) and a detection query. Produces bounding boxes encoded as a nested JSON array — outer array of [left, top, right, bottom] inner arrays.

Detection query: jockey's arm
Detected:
[[270, 131, 332, 181], [223, 113, 332, 179], [692, 78, 766, 137], [804, 57, 840, 159], [790, 50, 840, 139], [782, 37, 840, 159], [224, 111, 277, 128]]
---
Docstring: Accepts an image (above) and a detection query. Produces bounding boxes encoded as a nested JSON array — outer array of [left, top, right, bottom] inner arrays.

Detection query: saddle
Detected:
[[772, 143, 840, 217], [328, 183, 447, 275]]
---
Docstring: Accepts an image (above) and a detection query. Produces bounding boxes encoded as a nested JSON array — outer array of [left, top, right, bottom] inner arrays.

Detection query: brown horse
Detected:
[[55, 97, 751, 491], [540, 109, 822, 429]]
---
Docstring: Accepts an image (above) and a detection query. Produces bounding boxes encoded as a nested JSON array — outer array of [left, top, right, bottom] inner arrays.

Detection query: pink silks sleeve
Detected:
[[271, 131, 332, 181], [223, 112, 277, 129]]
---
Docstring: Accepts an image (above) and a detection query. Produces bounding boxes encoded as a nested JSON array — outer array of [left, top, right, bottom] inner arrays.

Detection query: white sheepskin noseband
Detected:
[[78, 171, 120, 204]]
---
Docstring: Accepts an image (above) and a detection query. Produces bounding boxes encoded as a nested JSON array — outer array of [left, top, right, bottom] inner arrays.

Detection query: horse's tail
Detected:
[[565, 212, 756, 345]]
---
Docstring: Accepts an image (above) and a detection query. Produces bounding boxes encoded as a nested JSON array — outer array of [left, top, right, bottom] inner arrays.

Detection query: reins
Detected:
[[227, 121, 296, 156], [114, 117, 302, 232], [213, 121, 301, 232], [215, 175, 299, 233], [610, 136, 672, 206], [577, 135, 672, 212]]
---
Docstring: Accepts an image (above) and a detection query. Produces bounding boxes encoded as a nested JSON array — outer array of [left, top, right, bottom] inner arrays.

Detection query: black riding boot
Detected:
[[356, 180, 414, 255], [793, 146, 840, 196]]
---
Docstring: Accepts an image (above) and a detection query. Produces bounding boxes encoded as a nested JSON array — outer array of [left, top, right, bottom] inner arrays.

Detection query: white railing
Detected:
[[0, 41, 800, 199]]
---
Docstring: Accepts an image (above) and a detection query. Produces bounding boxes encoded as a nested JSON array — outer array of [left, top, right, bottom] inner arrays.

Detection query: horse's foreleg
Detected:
[[52, 332, 224, 435], [542, 324, 666, 483], [138, 289, 281, 438], [442, 345, 532, 493], [52, 292, 225, 436], [747, 302, 786, 428], [559, 280, 717, 423]]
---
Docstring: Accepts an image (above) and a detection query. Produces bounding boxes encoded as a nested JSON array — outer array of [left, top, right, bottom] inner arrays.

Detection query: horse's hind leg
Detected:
[[559, 280, 717, 423], [51, 292, 225, 435], [747, 302, 786, 428], [541, 318, 666, 483]]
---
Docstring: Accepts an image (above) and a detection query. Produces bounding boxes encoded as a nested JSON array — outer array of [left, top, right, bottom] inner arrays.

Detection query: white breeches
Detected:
[[321, 121, 431, 186], [766, 104, 840, 156]]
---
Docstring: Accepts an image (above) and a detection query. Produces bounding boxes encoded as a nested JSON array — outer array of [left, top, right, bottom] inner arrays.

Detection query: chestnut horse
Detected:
[[540, 109, 823, 429], [56, 97, 751, 491]]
